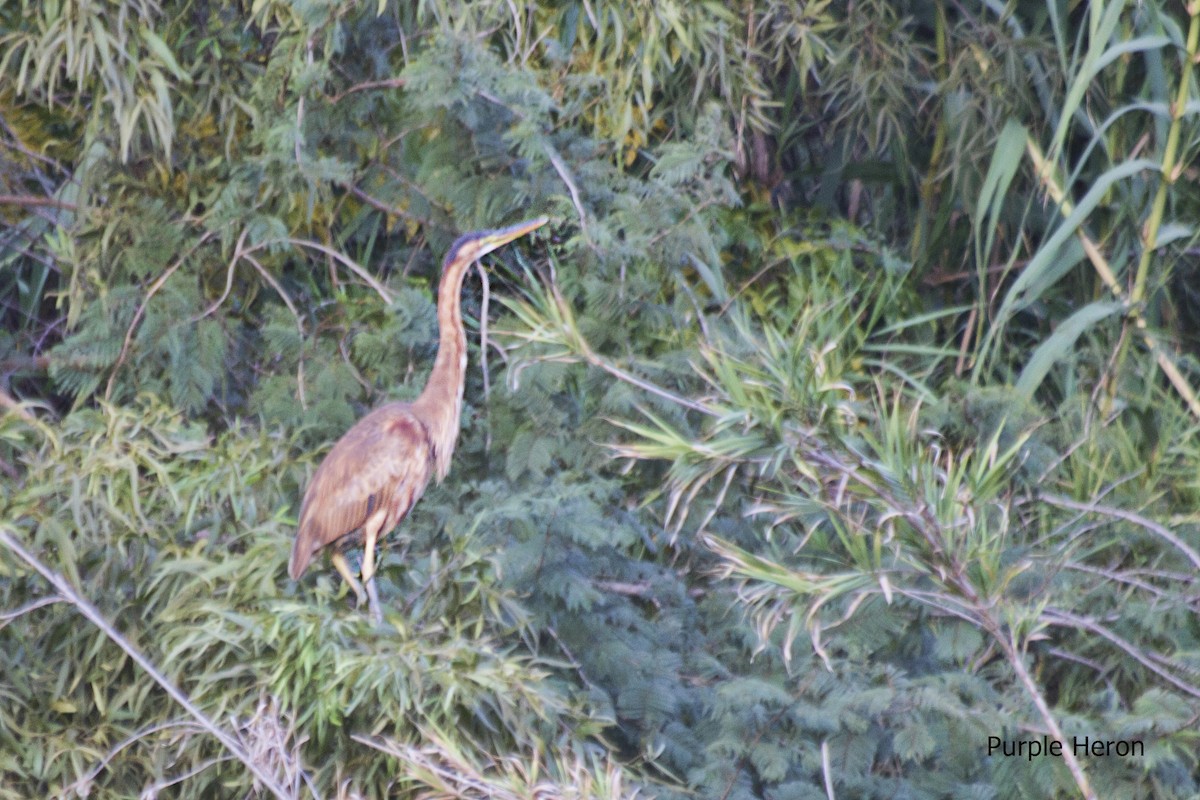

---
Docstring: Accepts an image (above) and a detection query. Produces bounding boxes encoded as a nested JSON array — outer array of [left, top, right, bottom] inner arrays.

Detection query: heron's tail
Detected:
[[288, 524, 315, 580]]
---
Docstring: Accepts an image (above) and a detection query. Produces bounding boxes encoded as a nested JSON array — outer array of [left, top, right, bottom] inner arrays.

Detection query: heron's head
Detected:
[[443, 216, 549, 270]]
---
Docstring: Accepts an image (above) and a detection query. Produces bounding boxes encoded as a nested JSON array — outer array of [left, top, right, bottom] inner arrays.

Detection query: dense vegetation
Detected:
[[2, 0, 1199, 798]]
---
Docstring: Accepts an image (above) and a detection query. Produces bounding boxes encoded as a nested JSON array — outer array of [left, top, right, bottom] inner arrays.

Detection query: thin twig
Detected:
[[0, 594, 65, 626], [588, 354, 712, 416], [821, 740, 836, 800], [244, 253, 302, 325], [195, 229, 251, 322], [0, 527, 294, 800], [0, 194, 79, 211], [106, 230, 217, 400], [286, 238, 394, 305], [541, 624, 608, 699], [1040, 494, 1200, 571], [327, 77, 407, 104], [473, 88, 591, 247], [995, 628, 1096, 800], [0, 115, 70, 175], [338, 336, 375, 392], [63, 719, 206, 796], [592, 579, 653, 597], [1063, 562, 1178, 600], [0, 388, 37, 425], [295, 39, 312, 170], [477, 261, 493, 452], [542, 143, 589, 241], [547, 284, 715, 416], [339, 181, 421, 226], [243, 252, 308, 410], [955, 306, 976, 377], [139, 755, 236, 796], [1044, 608, 1200, 700]]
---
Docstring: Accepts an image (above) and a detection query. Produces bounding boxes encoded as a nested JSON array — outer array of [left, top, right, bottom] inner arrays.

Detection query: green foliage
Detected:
[[506, 216, 1200, 797], [3, 0, 1200, 798], [0, 402, 614, 797], [0, 0, 183, 161]]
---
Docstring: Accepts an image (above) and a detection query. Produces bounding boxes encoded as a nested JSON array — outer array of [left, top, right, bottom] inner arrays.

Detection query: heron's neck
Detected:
[[412, 255, 472, 482]]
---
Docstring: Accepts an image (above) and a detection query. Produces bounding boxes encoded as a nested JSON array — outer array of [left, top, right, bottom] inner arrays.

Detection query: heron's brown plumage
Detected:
[[288, 404, 433, 580], [288, 217, 548, 620]]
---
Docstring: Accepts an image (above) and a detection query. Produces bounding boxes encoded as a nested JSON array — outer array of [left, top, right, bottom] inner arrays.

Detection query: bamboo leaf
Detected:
[[140, 25, 190, 82], [1015, 300, 1125, 399]]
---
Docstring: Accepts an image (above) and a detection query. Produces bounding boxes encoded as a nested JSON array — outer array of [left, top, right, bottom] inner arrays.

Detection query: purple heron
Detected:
[[288, 217, 549, 623]]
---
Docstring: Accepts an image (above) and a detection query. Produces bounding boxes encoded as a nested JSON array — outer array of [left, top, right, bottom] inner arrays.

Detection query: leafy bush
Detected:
[[3, 0, 1200, 798]]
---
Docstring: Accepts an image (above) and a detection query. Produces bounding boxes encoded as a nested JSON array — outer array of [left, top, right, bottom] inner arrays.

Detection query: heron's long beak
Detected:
[[476, 216, 550, 257]]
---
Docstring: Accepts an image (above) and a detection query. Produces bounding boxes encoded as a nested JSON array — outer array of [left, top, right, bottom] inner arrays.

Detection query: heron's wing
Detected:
[[289, 404, 433, 578]]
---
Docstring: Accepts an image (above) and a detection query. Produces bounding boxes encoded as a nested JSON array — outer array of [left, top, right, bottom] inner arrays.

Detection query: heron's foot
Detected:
[[330, 552, 368, 608], [365, 575, 383, 625]]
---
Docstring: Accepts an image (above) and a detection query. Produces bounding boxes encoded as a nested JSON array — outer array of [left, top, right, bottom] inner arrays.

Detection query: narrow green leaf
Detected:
[[974, 119, 1027, 273], [140, 26, 190, 82], [1015, 300, 1125, 398]]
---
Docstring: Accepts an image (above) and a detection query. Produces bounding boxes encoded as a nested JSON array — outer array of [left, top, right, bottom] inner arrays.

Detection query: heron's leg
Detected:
[[330, 551, 367, 607], [361, 517, 384, 625], [364, 575, 383, 625]]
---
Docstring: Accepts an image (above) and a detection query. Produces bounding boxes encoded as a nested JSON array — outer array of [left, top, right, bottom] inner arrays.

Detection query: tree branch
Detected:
[[0, 527, 295, 800]]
